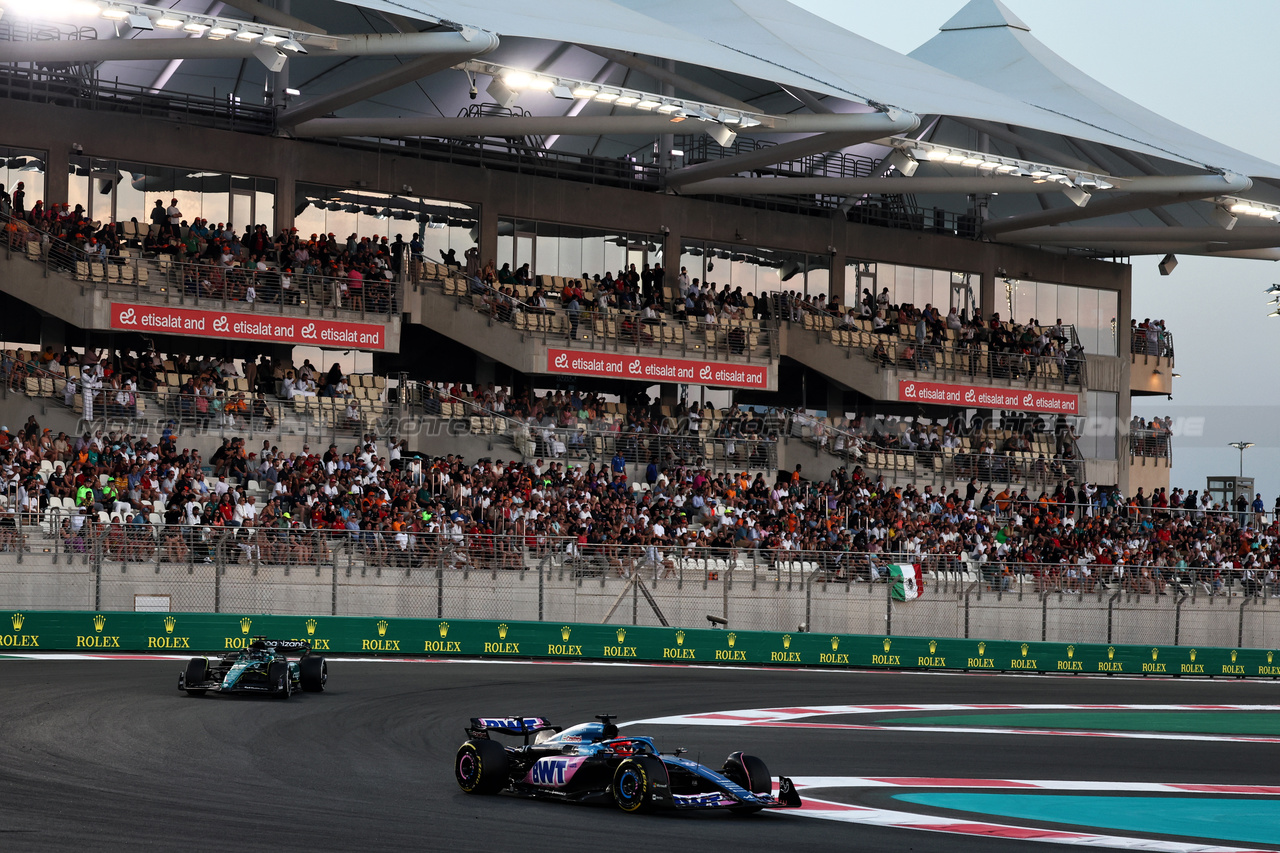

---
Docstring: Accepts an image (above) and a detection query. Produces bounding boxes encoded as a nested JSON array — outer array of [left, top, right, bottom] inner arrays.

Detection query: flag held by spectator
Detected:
[[890, 564, 923, 601]]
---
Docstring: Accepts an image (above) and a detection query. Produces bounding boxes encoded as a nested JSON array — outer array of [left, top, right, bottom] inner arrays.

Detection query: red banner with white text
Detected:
[[109, 303, 386, 350], [546, 348, 769, 390], [898, 379, 1078, 414]]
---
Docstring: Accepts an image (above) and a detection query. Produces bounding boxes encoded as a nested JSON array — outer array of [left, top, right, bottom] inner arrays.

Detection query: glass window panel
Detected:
[[1076, 286, 1098, 354], [1011, 281, 1034, 325], [1099, 290, 1118, 356], [255, 190, 274, 230], [536, 234, 559, 278], [1036, 282, 1057, 327], [807, 266, 830, 303], [1056, 284, 1077, 338], [559, 234, 582, 279]]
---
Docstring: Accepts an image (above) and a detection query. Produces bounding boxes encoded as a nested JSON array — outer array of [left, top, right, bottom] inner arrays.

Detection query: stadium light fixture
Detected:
[[17, 1, 326, 53], [455, 59, 768, 131]]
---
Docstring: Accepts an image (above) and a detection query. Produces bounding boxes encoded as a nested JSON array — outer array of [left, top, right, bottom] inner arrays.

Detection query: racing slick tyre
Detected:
[[723, 752, 772, 794], [455, 739, 508, 794], [183, 657, 208, 696], [612, 758, 658, 813], [268, 661, 290, 700], [299, 656, 327, 693]]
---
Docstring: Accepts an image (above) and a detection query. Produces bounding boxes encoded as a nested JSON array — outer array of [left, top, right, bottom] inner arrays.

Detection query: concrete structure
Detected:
[[0, 0, 1248, 494]]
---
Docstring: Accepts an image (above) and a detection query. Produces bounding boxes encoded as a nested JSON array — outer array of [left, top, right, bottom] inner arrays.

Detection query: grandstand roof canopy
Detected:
[[7, 0, 1280, 256]]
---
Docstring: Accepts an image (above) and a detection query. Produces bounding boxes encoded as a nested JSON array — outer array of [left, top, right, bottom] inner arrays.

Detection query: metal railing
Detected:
[[1130, 326, 1174, 359], [2, 212, 401, 322], [0, 66, 275, 134], [406, 386, 780, 473], [4, 359, 398, 444], [421, 270, 779, 364], [1127, 428, 1172, 460], [779, 296, 1086, 390], [781, 409, 1086, 486]]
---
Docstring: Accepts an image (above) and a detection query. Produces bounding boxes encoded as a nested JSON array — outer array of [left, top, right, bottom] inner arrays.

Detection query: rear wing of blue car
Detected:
[[467, 716, 560, 743]]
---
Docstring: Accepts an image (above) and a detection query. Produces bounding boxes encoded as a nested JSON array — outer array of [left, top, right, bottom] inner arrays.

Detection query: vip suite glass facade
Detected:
[[0, 146, 46, 210], [295, 184, 477, 260], [497, 219, 664, 282], [680, 241, 830, 298], [1005, 278, 1119, 356], [66, 156, 276, 231], [847, 260, 980, 317]]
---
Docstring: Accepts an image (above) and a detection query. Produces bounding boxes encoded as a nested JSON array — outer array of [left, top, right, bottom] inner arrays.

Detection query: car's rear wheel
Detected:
[[184, 657, 208, 696], [612, 759, 655, 813], [455, 739, 508, 794], [268, 661, 289, 700], [300, 656, 327, 692]]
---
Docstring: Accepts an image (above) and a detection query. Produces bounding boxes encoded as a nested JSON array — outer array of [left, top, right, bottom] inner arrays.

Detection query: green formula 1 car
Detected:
[[178, 637, 327, 699]]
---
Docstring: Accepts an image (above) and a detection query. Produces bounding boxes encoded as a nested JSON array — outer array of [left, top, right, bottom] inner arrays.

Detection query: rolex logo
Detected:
[[1269, 651, 1274, 664], [830, 636, 839, 651], [1020, 643, 1029, 657], [440, 622, 450, 639], [240, 617, 252, 634], [1067, 645, 1074, 658], [1151, 647, 1159, 661], [727, 632, 736, 648], [782, 634, 792, 650], [561, 626, 572, 642], [93, 614, 106, 633], [616, 628, 626, 643], [164, 616, 176, 635], [11, 613, 23, 631], [377, 620, 389, 638], [929, 640, 938, 654], [1190, 648, 1197, 662], [499, 623, 509, 639], [306, 619, 317, 636], [676, 630, 685, 646], [883, 638, 891, 652], [1231, 649, 1238, 663], [1107, 646, 1115, 660], [978, 641, 986, 655]]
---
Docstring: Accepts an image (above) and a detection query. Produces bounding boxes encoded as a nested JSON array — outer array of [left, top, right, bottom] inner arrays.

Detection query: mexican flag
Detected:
[[890, 564, 923, 601]]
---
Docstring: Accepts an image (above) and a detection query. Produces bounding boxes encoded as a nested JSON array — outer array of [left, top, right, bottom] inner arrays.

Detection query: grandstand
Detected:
[[0, 0, 1272, 617]]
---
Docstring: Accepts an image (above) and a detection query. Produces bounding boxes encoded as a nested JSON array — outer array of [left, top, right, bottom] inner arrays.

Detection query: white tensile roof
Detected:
[[349, 0, 1280, 179]]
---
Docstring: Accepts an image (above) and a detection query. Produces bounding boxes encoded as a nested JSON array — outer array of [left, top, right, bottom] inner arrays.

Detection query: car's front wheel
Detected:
[[183, 657, 208, 696], [612, 758, 656, 813], [268, 661, 290, 700], [723, 751, 772, 793], [455, 739, 508, 794], [300, 656, 327, 693]]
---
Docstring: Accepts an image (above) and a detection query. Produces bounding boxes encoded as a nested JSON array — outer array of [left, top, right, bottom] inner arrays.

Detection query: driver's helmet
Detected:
[[611, 739, 636, 756]]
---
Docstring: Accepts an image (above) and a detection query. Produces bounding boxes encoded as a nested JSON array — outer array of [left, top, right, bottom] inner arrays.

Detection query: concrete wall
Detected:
[[3, 551, 1276, 651]]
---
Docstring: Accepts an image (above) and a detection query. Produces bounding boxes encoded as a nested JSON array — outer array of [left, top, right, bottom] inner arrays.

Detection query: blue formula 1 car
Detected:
[[455, 715, 801, 814], [178, 638, 327, 698]]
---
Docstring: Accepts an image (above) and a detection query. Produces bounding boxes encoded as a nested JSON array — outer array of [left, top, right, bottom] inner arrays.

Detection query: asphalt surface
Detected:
[[3, 659, 1280, 852]]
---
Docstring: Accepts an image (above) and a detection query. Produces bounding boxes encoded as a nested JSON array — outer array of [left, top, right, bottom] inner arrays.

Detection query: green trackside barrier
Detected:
[[4, 610, 1279, 678]]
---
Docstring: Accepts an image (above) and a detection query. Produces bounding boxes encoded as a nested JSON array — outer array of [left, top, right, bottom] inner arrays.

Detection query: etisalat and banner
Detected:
[[2, 611, 1277, 678]]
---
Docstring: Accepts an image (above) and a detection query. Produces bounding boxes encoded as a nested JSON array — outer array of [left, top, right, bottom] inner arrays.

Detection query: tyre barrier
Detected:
[[1, 610, 1276, 678]]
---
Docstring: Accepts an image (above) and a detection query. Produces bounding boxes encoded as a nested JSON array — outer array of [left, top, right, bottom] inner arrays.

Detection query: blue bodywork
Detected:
[[459, 716, 801, 812]]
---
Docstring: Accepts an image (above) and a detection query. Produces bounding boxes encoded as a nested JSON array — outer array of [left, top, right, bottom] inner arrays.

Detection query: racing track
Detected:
[[2, 658, 1280, 852]]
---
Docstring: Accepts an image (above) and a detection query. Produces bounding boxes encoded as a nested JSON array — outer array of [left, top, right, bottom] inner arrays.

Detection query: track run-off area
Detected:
[[5, 656, 1280, 852]]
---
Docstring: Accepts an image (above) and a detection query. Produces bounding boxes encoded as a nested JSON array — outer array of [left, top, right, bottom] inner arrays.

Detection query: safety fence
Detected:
[[4, 536, 1280, 655], [2, 609, 1277, 679]]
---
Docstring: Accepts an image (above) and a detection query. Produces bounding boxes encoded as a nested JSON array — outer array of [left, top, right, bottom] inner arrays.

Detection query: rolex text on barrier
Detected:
[[8, 611, 1280, 679], [546, 348, 768, 390], [898, 380, 1078, 414], [110, 303, 386, 350]]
